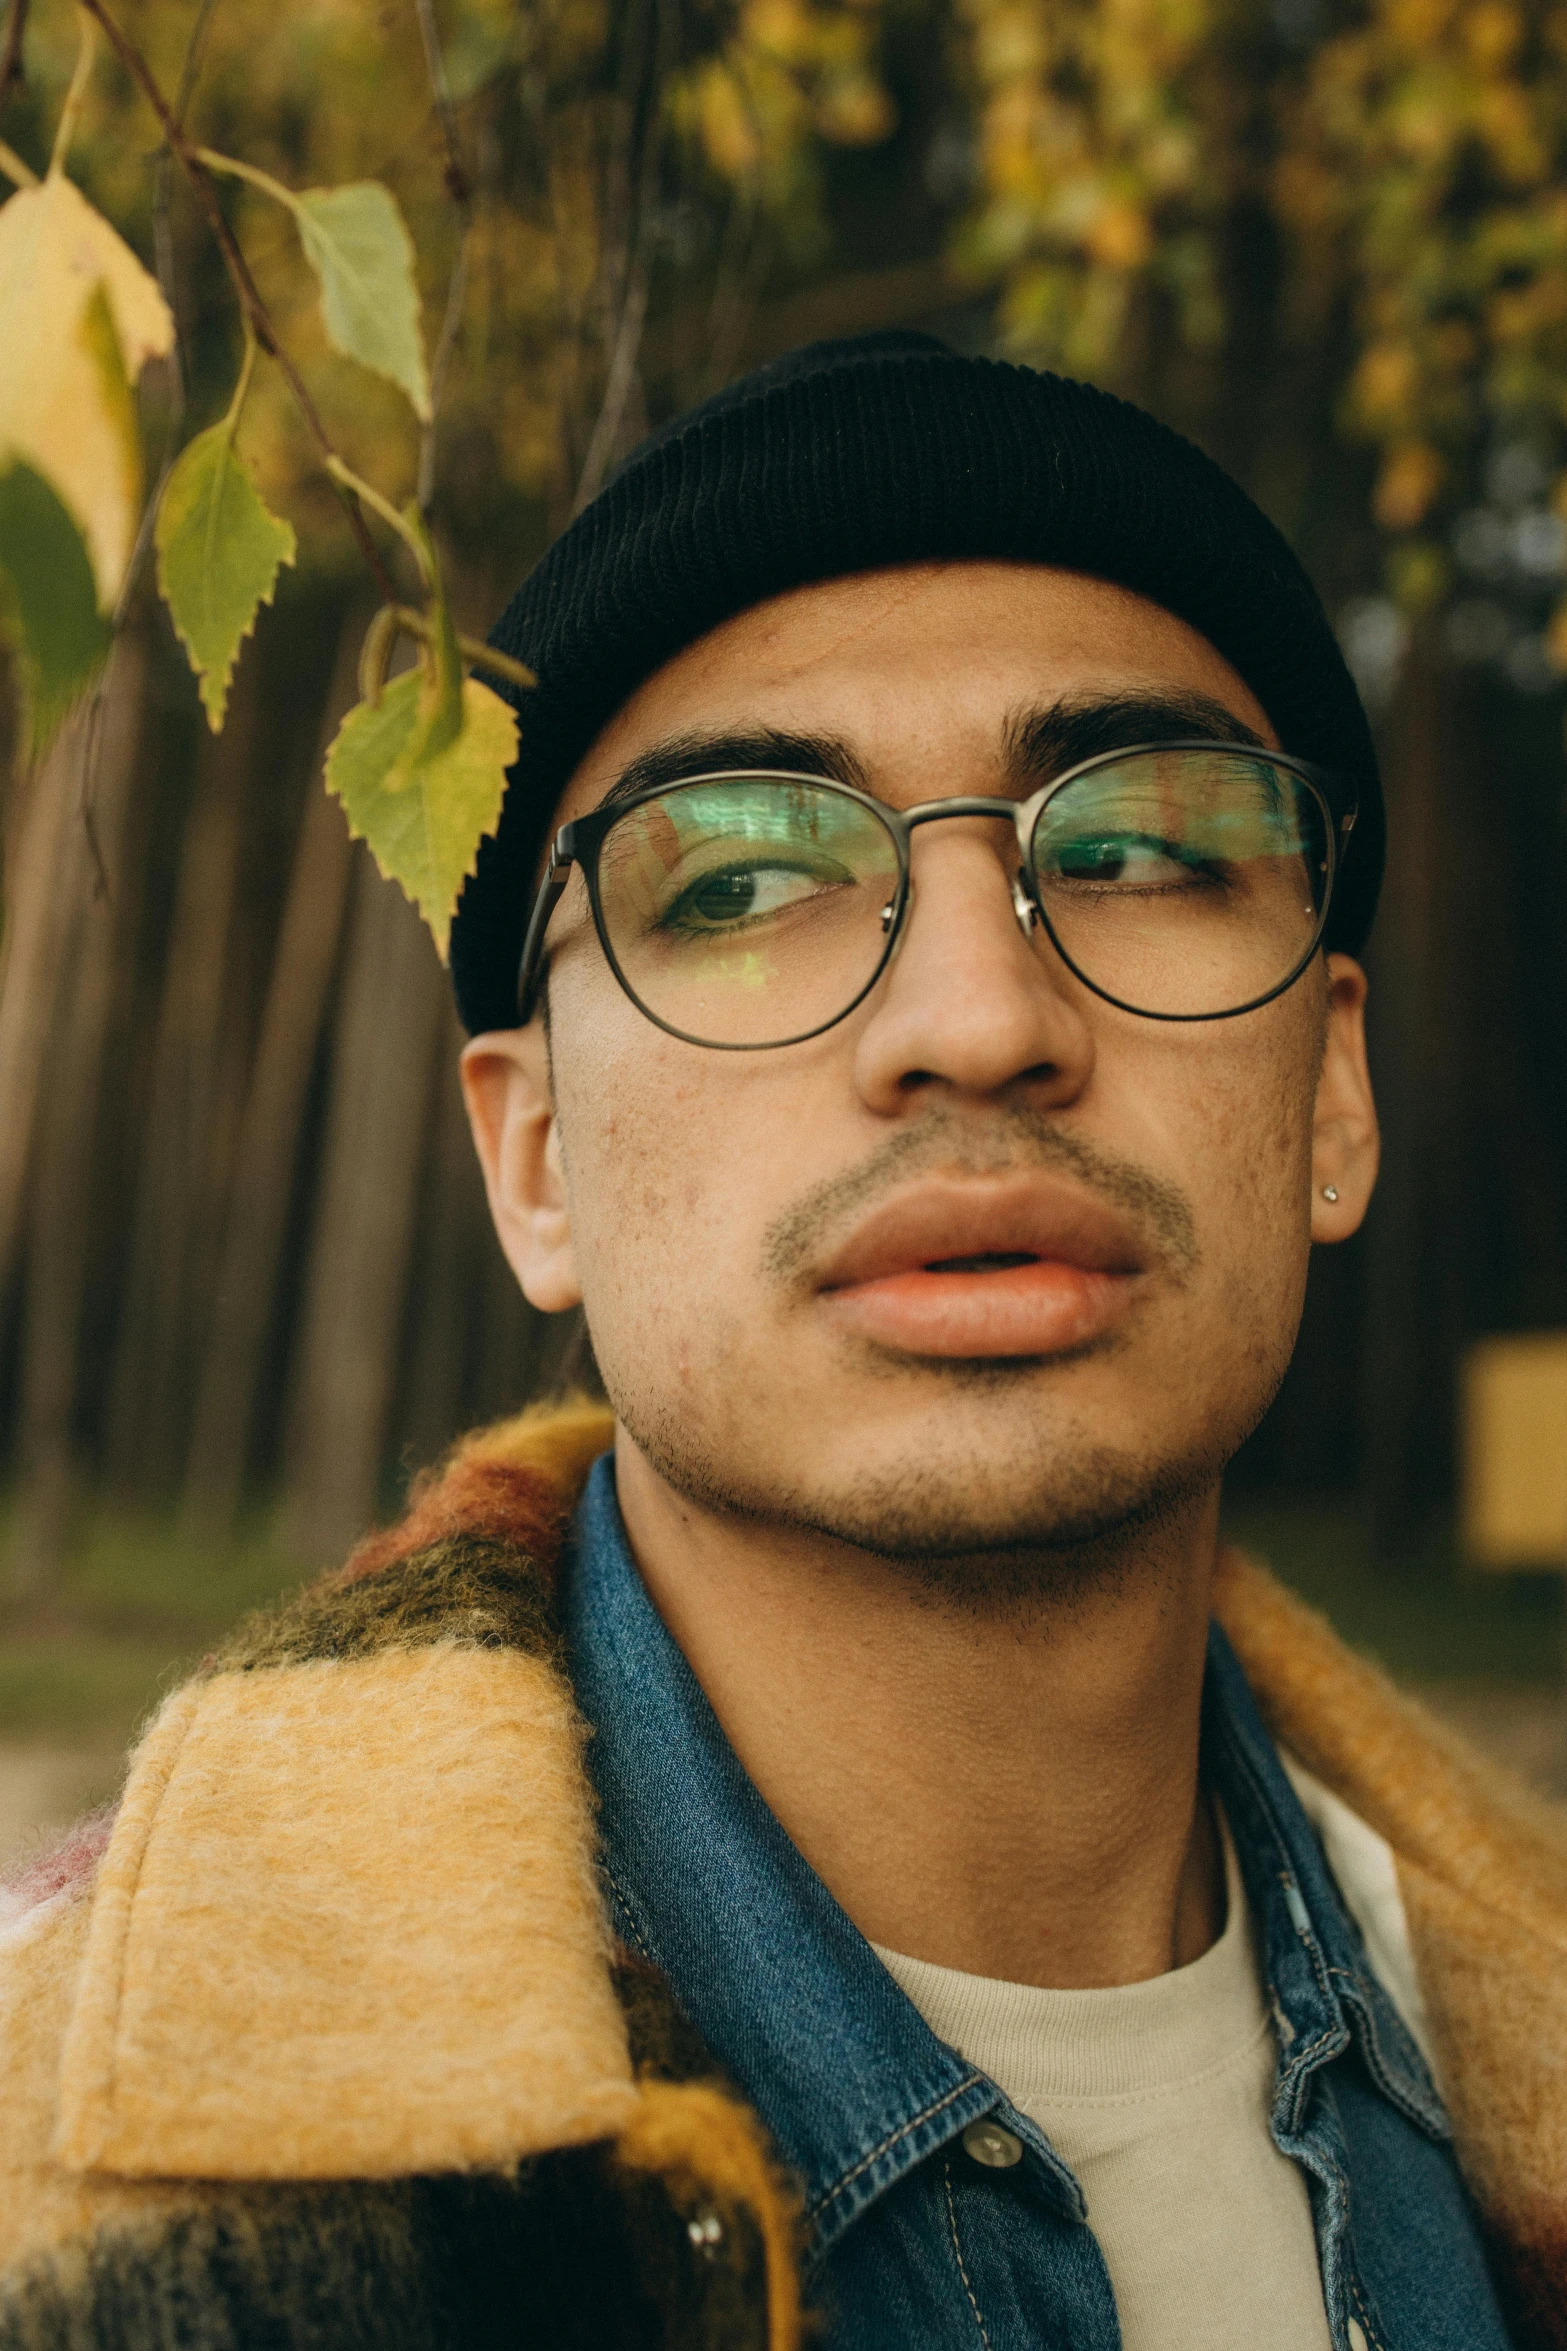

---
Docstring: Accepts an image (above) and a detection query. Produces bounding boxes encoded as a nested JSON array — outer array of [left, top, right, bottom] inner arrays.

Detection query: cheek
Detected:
[[549, 984, 768, 1352], [1190, 1025, 1319, 1344]]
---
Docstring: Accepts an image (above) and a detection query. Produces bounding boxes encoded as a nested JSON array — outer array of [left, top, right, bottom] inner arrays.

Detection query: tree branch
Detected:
[[75, 0, 399, 606], [410, 0, 473, 513], [0, 0, 29, 116], [411, 0, 468, 207]]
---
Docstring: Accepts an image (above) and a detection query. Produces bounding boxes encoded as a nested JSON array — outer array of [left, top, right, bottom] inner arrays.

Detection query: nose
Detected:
[[851, 818, 1097, 1115]]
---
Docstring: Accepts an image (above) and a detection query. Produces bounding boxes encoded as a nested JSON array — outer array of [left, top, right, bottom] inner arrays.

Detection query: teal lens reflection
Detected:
[[594, 776, 902, 1045], [1029, 747, 1329, 1016]]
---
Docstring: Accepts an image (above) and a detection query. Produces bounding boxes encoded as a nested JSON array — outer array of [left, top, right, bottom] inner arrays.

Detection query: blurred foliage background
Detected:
[[2, 0, 1566, 1829]]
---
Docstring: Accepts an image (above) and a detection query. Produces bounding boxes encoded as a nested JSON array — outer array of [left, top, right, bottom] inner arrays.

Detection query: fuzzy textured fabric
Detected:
[[451, 331, 1382, 1034], [55, 1645, 635, 2179], [0, 1398, 800, 2351], [2, 1396, 1560, 2351]]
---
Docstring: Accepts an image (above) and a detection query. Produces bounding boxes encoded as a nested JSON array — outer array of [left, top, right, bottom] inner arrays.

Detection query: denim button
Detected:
[[962, 2119, 1023, 2169]]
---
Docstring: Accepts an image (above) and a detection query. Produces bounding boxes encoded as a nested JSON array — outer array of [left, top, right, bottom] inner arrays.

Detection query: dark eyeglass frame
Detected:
[[515, 739, 1358, 1047]]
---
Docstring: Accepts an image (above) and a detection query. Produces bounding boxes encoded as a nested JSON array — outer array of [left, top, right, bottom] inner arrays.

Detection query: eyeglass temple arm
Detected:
[[514, 835, 576, 1024]]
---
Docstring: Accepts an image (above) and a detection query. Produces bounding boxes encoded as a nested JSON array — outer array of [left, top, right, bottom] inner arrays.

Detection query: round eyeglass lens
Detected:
[[592, 775, 903, 1046], [1028, 746, 1331, 1017]]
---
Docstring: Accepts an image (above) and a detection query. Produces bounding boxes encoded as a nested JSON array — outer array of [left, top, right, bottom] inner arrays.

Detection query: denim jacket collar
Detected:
[[562, 1454, 1448, 2261], [1201, 1627, 1448, 2144]]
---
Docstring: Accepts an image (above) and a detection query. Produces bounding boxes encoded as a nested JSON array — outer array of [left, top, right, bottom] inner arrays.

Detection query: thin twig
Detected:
[[0, 132, 35, 183], [324, 455, 432, 586], [76, 0, 399, 607], [362, 603, 536, 701], [48, 10, 94, 175], [571, 0, 675, 512], [0, 0, 29, 115], [172, 0, 221, 126], [412, 0, 469, 206], [411, 0, 473, 513], [417, 224, 468, 513]]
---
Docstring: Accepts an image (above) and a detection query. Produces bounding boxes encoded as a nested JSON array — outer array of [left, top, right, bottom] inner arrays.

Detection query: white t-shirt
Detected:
[[874, 1812, 1334, 2351]]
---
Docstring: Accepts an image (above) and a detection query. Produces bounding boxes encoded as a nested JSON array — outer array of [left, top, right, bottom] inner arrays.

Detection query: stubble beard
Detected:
[[586, 1101, 1261, 1611], [605, 1363, 1240, 1614]]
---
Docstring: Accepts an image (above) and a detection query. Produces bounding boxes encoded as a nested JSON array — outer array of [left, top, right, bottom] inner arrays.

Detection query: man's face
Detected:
[[466, 562, 1376, 1559]]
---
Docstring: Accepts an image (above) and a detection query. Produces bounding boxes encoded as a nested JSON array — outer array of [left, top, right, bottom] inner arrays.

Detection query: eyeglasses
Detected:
[[515, 741, 1356, 1049]]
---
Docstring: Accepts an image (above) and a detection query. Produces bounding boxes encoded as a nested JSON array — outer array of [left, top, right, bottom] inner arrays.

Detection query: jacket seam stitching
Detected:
[[943, 2156, 995, 2351], [807, 2075, 982, 2227], [602, 1856, 655, 1964]]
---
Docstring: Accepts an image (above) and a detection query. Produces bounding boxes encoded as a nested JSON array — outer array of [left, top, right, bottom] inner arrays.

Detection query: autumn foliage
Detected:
[[2, 0, 1567, 1574]]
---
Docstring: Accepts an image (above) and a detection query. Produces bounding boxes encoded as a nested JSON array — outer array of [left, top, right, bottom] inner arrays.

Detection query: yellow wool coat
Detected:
[[2, 1400, 1566, 2350]]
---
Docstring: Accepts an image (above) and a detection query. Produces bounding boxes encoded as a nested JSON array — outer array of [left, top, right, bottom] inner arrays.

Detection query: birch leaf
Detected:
[[293, 184, 431, 422], [324, 665, 515, 959], [156, 417, 297, 730], [0, 458, 111, 755], [0, 174, 174, 607]]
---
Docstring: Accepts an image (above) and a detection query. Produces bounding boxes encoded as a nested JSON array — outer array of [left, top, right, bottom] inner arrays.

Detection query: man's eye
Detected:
[[1049, 833, 1205, 888], [664, 860, 850, 929]]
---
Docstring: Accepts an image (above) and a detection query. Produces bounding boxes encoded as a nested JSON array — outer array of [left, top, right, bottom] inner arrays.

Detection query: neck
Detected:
[[612, 1438, 1225, 1990]]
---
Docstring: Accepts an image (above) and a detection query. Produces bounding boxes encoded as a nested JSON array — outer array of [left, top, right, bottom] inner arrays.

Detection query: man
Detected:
[[3, 335, 1564, 2351]]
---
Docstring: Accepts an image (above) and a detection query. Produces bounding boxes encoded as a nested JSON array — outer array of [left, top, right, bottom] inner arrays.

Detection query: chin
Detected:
[[785, 1443, 1220, 1565], [618, 1365, 1229, 1573]]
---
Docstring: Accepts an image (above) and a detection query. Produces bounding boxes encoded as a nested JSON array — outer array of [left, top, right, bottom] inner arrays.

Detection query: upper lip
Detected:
[[815, 1174, 1151, 1292]]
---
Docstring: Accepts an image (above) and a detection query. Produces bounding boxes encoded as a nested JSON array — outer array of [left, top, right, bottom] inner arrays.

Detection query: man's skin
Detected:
[[462, 561, 1380, 1996]]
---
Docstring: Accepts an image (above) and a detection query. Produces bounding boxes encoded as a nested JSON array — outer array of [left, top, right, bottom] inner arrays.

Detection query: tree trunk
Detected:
[[179, 620, 361, 1532], [1358, 630, 1474, 1552], [280, 852, 447, 1564], [102, 651, 265, 1499], [391, 1007, 485, 1478], [0, 704, 102, 1329], [6, 633, 150, 1592]]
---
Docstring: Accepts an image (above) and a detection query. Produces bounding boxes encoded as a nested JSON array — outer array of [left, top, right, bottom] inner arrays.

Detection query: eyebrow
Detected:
[[594, 691, 1269, 815], [1002, 692, 1269, 790], [598, 727, 870, 811]]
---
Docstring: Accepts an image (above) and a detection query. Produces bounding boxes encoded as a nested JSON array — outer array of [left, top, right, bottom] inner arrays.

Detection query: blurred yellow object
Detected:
[[1462, 1332, 1567, 1567]]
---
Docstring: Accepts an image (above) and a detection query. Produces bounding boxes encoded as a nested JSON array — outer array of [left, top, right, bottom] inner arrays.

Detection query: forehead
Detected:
[[558, 561, 1276, 822]]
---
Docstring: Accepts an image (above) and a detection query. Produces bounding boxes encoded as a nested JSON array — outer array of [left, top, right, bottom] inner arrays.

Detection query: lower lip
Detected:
[[821, 1260, 1135, 1358]]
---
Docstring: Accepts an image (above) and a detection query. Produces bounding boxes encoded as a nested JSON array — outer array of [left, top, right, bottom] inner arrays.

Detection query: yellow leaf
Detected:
[[1086, 200, 1152, 271], [324, 665, 517, 961], [1374, 442, 1444, 532], [0, 173, 173, 607]]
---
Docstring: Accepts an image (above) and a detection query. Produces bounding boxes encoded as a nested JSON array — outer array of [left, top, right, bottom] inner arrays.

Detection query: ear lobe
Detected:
[[459, 1030, 582, 1312], [1311, 955, 1379, 1242]]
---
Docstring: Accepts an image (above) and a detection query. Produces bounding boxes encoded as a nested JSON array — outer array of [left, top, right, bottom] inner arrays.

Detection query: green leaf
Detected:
[[292, 184, 432, 423], [0, 457, 111, 756], [325, 663, 516, 960], [155, 416, 297, 731]]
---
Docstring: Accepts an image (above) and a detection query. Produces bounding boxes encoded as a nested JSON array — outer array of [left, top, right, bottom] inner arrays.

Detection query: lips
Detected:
[[815, 1174, 1148, 1359]]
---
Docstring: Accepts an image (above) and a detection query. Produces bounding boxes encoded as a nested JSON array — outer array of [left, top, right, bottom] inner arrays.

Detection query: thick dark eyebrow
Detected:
[[598, 727, 869, 811], [1003, 693, 1269, 791], [593, 693, 1268, 821]]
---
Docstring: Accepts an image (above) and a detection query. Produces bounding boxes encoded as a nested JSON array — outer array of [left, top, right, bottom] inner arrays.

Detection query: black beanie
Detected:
[[452, 331, 1382, 1033]]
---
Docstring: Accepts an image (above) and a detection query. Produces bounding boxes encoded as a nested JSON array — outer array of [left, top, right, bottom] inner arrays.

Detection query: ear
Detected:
[[1311, 954, 1379, 1243], [459, 1026, 582, 1312]]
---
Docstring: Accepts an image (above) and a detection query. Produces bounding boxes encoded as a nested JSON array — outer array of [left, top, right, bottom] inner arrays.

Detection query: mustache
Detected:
[[760, 1107, 1200, 1289]]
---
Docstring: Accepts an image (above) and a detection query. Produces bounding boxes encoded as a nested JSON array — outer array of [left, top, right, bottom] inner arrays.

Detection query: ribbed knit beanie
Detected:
[[451, 331, 1382, 1034]]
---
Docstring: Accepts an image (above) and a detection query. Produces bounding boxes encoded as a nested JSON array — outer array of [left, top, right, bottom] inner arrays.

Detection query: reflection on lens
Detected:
[[595, 776, 901, 1045], [1030, 748, 1329, 1017]]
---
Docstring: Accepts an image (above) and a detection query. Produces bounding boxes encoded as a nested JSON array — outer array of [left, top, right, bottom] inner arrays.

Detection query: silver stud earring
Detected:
[[1321, 1185, 1339, 1203]]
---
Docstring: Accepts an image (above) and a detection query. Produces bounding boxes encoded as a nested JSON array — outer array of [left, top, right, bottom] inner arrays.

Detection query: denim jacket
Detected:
[[564, 1453, 1514, 2351]]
